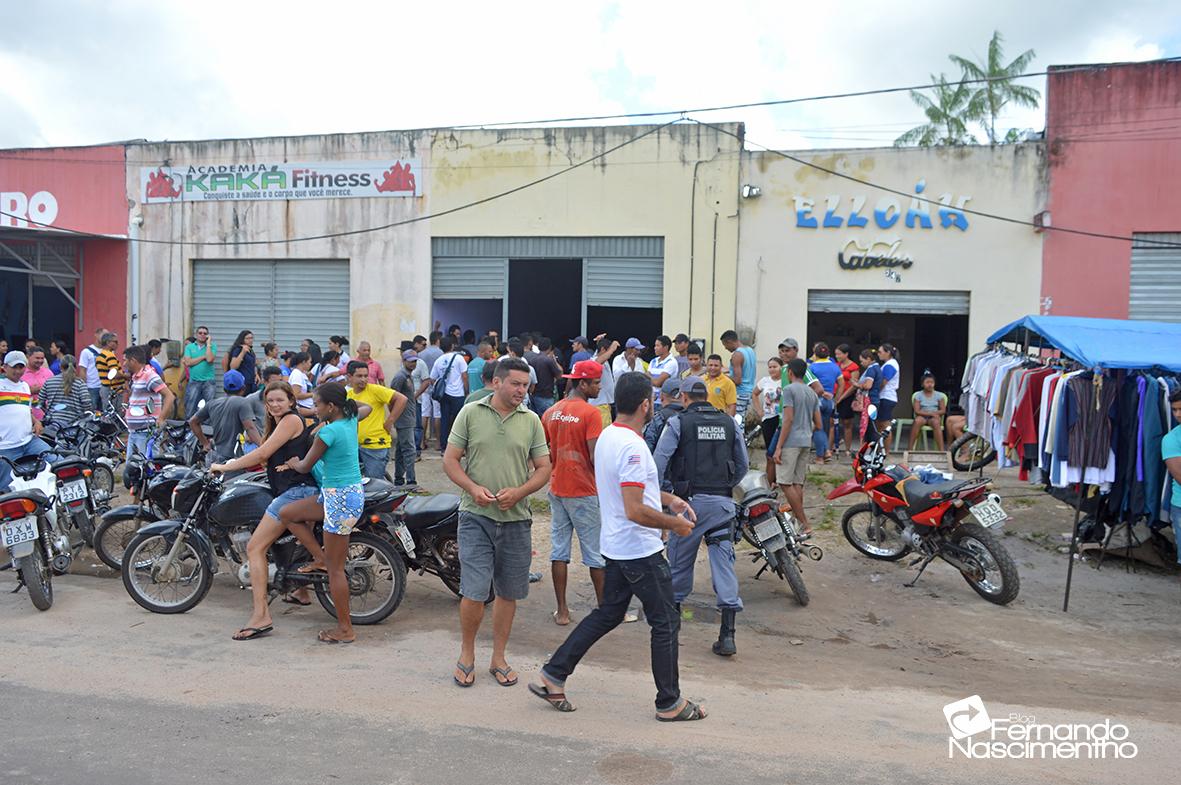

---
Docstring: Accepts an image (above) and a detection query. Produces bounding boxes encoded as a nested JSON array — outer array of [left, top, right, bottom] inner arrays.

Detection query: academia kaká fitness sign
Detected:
[[140, 160, 421, 203]]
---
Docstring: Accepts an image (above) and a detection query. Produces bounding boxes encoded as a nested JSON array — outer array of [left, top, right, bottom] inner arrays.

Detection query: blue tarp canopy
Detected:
[[987, 315, 1181, 372]]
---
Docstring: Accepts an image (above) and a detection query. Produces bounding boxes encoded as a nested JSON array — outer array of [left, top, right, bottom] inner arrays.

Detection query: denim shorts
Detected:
[[457, 511, 533, 601], [322, 484, 364, 536], [264, 484, 320, 520], [549, 493, 605, 568], [1171, 505, 1181, 566]]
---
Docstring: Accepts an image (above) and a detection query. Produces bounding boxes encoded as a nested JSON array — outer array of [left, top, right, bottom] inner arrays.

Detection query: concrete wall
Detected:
[[1042, 60, 1181, 318], [128, 123, 742, 367], [736, 143, 1047, 355]]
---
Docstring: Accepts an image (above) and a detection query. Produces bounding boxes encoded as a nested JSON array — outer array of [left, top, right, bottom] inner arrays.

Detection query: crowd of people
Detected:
[[0, 321, 975, 720]]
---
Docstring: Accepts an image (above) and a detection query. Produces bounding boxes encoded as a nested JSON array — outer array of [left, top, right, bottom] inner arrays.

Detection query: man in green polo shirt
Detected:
[[183, 326, 218, 416], [443, 356, 552, 689]]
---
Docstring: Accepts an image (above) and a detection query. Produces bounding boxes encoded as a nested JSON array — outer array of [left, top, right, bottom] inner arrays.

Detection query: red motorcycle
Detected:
[[827, 416, 1019, 605]]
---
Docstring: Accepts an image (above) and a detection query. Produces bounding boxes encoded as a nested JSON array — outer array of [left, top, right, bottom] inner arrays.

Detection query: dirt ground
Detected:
[[3, 447, 1179, 783]]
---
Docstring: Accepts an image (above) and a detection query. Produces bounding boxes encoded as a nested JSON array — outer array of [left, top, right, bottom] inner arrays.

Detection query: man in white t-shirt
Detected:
[[77, 326, 105, 410], [287, 351, 315, 412], [530, 371, 707, 722], [1, 351, 54, 491], [647, 335, 679, 409], [430, 335, 469, 455]]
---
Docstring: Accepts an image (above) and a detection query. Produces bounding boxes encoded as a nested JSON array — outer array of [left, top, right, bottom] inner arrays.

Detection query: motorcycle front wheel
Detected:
[[950, 433, 997, 472], [121, 531, 213, 614], [18, 546, 53, 611], [950, 523, 1020, 605], [314, 532, 407, 625], [94, 514, 150, 570], [841, 503, 910, 561], [773, 547, 810, 606]]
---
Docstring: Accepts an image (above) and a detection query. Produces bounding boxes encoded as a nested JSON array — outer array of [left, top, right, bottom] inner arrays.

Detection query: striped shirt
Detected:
[[126, 367, 167, 431], [96, 349, 124, 391], [0, 378, 33, 449]]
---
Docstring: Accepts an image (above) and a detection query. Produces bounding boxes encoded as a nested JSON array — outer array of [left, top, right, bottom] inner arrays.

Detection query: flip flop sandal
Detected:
[[453, 661, 475, 688], [232, 625, 273, 641], [281, 596, 312, 606], [528, 682, 576, 712], [656, 700, 707, 722], [317, 630, 355, 645], [488, 666, 518, 687]]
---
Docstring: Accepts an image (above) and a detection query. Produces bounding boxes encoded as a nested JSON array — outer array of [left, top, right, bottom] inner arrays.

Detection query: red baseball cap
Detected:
[[562, 360, 603, 380]]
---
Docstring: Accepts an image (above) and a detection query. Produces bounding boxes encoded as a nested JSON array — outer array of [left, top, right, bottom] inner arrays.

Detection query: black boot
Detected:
[[712, 609, 737, 657]]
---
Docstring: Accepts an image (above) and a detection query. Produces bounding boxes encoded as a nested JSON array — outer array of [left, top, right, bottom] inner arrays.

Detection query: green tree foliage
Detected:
[[895, 31, 1039, 147]]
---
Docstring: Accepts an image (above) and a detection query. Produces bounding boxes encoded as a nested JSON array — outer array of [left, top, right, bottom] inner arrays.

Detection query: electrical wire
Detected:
[[0, 120, 682, 247], [686, 117, 1181, 250]]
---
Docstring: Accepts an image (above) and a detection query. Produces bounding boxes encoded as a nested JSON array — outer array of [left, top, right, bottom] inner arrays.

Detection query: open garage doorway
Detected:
[[507, 259, 582, 349]]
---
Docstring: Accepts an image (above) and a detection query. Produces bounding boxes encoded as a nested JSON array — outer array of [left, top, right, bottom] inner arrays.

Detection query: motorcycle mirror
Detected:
[[867, 405, 878, 421], [107, 367, 119, 380], [128, 405, 148, 418], [52, 403, 68, 411]]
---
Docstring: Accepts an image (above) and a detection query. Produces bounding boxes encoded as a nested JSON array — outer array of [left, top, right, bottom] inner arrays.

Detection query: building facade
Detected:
[[1041, 59, 1181, 322], [736, 144, 1048, 413], [125, 123, 743, 367], [0, 145, 129, 353]]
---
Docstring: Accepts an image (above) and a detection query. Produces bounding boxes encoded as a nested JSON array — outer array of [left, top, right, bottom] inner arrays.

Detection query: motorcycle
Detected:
[[734, 471, 821, 606], [828, 408, 1019, 605], [48, 454, 110, 549], [120, 469, 408, 624], [93, 452, 194, 570], [41, 405, 119, 496], [385, 493, 463, 595]]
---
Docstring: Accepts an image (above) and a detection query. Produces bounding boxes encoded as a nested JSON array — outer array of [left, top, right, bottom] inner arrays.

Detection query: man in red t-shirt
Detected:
[[541, 359, 606, 625]]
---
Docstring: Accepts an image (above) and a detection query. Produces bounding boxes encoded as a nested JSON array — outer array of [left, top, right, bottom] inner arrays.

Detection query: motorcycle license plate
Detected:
[[0, 517, 39, 548], [60, 479, 89, 503], [393, 523, 415, 555], [970, 500, 1007, 528], [753, 517, 783, 543]]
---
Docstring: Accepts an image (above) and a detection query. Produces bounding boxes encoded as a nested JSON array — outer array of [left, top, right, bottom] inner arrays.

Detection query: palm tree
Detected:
[[950, 30, 1039, 144], [894, 75, 977, 147]]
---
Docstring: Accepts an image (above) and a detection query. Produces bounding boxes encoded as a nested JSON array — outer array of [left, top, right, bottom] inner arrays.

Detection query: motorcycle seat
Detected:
[[905, 478, 982, 512], [0, 488, 49, 509], [402, 493, 460, 529]]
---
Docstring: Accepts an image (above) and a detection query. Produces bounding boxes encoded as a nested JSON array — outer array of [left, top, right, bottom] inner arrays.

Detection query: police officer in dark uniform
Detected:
[[643, 377, 683, 452], [654, 375, 749, 656]]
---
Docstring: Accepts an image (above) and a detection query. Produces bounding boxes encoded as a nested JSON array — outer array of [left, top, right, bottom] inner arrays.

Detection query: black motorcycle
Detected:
[[93, 454, 194, 570], [381, 493, 463, 595], [120, 470, 407, 625], [48, 454, 110, 549], [41, 407, 119, 496], [734, 471, 821, 606]]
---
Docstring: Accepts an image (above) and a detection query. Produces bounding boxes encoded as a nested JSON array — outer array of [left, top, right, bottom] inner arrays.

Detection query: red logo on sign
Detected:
[[145, 168, 181, 199], [375, 162, 416, 194]]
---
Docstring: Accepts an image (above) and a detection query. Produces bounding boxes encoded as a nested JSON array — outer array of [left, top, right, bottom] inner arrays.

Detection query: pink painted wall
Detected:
[[1042, 60, 1181, 318], [78, 238, 128, 352]]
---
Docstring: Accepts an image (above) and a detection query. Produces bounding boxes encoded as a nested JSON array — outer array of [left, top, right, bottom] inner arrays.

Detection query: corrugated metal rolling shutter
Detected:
[[586, 258, 664, 308], [1130, 233, 1181, 323], [432, 236, 663, 259], [807, 290, 970, 315], [273, 260, 351, 351], [432, 257, 507, 299], [193, 259, 350, 387]]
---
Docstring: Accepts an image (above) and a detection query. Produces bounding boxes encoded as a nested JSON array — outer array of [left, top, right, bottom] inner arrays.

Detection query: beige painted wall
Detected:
[[127, 123, 742, 368], [736, 143, 1047, 356]]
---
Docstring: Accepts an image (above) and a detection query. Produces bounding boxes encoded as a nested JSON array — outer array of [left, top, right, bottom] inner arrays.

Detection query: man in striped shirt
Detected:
[[95, 332, 124, 410], [122, 345, 173, 462], [0, 351, 54, 491]]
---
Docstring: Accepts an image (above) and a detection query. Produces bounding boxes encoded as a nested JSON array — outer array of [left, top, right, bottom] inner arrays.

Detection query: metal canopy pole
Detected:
[[1062, 480, 1088, 612]]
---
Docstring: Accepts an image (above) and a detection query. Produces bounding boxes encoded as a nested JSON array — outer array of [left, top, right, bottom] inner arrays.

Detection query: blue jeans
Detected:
[[414, 400, 424, 453], [1171, 506, 1181, 566], [813, 397, 833, 456], [185, 380, 215, 418], [88, 387, 102, 411], [438, 394, 465, 454], [542, 552, 681, 712], [359, 447, 389, 480], [531, 396, 555, 417], [0, 436, 55, 491], [394, 427, 417, 485], [126, 429, 152, 463]]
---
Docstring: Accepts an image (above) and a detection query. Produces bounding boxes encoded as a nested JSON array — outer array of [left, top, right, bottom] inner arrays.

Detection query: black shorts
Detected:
[[836, 395, 856, 420]]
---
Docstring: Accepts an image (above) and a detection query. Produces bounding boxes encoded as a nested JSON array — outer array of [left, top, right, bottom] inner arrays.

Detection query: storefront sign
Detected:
[[140, 160, 422, 203], [0, 146, 128, 235], [794, 180, 971, 232], [837, 238, 914, 270]]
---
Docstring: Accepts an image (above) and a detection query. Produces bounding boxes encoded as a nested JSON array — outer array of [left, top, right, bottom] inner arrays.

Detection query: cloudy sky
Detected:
[[1, 0, 1177, 151]]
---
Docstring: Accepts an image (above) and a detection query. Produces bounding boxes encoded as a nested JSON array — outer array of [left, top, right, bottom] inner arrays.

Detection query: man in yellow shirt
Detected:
[[704, 354, 737, 416], [346, 360, 407, 480]]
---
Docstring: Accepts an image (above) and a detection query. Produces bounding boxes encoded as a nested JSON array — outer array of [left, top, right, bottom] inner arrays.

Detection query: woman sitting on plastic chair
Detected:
[[909, 372, 947, 452]]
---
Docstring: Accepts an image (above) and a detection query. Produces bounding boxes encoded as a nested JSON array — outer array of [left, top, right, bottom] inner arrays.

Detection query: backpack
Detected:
[[430, 354, 458, 402]]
